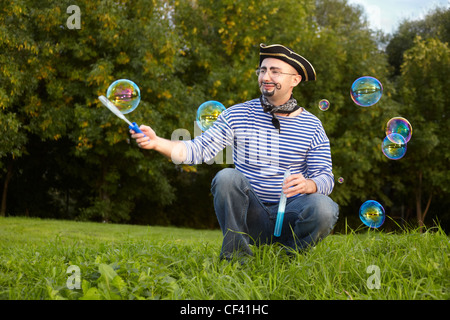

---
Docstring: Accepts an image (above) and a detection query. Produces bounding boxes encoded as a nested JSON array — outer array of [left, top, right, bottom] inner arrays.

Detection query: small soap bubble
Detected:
[[359, 200, 385, 228], [382, 133, 407, 160], [350, 76, 383, 107], [106, 79, 141, 114], [318, 99, 330, 111], [196, 101, 226, 131], [386, 117, 412, 143], [338, 177, 344, 184]]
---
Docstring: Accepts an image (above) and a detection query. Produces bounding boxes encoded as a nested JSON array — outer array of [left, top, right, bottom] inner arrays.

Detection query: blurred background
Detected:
[[1, 0, 449, 232]]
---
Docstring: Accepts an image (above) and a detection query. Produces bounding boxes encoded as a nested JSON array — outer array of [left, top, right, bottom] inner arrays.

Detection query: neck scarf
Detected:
[[260, 95, 300, 133]]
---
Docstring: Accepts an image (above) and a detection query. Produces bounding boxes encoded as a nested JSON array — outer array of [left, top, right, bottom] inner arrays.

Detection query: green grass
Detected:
[[0, 217, 448, 300]]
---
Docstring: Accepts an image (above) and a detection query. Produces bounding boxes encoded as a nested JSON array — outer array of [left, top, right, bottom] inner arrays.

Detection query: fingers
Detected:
[[135, 133, 151, 148], [129, 125, 152, 148], [283, 173, 304, 188], [130, 125, 148, 138], [130, 131, 144, 139], [282, 173, 311, 197]]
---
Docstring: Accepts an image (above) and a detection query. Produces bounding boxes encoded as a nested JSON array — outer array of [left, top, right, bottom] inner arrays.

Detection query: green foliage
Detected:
[[393, 36, 450, 225], [0, 0, 449, 230], [386, 6, 450, 76], [384, 8, 450, 227], [1, 0, 185, 222]]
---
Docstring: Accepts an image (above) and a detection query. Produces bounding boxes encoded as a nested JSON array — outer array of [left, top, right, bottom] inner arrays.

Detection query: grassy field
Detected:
[[0, 217, 448, 300]]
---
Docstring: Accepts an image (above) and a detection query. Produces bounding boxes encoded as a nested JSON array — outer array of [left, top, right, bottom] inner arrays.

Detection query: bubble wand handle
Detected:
[[98, 96, 145, 136], [274, 169, 291, 237], [128, 122, 144, 135]]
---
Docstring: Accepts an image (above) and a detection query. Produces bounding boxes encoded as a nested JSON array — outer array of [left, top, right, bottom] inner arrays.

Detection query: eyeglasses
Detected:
[[256, 68, 298, 78]]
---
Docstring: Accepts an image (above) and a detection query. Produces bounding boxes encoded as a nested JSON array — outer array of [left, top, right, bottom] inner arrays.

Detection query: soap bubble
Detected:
[[338, 177, 344, 184], [359, 200, 385, 228], [350, 76, 383, 107], [382, 133, 407, 160], [196, 101, 226, 131], [386, 117, 412, 143], [106, 79, 141, 114], [318, 99, 330, 111]]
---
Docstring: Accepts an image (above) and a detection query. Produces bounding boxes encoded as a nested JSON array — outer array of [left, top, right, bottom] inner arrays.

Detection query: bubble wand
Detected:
[[98, 95, 145, 136], [274, 169, 291, 237]]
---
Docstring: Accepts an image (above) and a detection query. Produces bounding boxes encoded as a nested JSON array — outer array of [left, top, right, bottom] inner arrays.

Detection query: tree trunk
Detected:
[[415, 171, 432, 233], [415, 171, 423, 232], [100, 166, 110, 223], [1, 162, 14, 217], [416, 195, 423, 231]]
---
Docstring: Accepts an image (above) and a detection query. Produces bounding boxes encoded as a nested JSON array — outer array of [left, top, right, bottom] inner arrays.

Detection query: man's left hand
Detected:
[[282, 173, 317, 197]]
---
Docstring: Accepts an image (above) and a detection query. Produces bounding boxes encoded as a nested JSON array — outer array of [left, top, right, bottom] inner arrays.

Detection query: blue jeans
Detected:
[[211, 168, 339, 259]]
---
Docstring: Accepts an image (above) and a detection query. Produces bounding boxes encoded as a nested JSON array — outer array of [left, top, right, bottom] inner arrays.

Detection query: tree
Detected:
[[0, 1, 40, 216], [386, 6, 450, 76], [385, 6, 450, 230], [396, 36, 450, 230], [0, 0, 189, 222]]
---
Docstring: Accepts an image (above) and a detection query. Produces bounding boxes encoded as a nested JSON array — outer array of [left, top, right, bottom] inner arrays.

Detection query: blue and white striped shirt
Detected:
[[183, 98, 334, 203]]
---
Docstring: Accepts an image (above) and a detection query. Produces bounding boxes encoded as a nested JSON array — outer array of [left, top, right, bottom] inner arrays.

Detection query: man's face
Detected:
[[258, 58, 301, 101]]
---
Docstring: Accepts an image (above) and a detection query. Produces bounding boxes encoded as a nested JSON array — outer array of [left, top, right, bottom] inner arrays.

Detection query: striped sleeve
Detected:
[[306, 124, 334, 196], [182, 112, 234, 165]]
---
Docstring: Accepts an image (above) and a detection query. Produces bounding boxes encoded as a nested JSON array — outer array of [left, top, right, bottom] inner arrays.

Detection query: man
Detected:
[[131, 43, 339, 260]]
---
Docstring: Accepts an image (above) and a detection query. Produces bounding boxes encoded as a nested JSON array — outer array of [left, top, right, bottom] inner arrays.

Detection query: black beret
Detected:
[[259, 43, 316, 81]]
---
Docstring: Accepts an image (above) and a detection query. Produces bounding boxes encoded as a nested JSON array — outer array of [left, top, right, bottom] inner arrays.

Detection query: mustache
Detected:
[[260, 81, 282, 90]]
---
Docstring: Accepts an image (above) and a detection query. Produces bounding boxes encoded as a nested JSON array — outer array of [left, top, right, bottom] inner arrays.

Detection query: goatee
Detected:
[[260, 82, 281, 97], [262, 89, 275, 97]]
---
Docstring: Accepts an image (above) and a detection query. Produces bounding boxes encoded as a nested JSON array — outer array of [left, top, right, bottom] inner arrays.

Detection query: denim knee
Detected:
[[305, 193, 339, 234], [211, 168, 245, 193]]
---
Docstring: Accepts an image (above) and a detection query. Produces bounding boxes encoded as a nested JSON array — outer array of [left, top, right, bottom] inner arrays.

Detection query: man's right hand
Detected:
[[130, 125, 156, 150], [130, 125, 188, 164]]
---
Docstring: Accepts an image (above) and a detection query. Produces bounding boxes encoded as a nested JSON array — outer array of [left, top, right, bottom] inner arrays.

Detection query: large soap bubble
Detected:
[[386, 117, 412, 143], [196, 101, 226, 131], [106, 79, 141, 114], [359, 200, 385, 228], [382, 133, 407, 160], [350, 76, 383, 107]]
